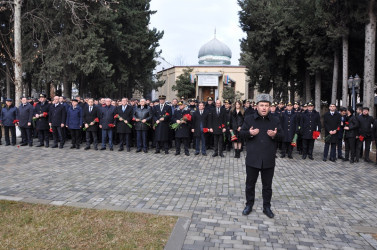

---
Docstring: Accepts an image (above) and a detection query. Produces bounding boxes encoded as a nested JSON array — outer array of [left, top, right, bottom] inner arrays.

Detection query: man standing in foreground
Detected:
[[240, 94, 282, 218]]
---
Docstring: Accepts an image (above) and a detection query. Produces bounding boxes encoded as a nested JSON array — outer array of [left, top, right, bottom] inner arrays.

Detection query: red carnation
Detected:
[[94, 118, 99, 123], [203, 128, 209, 133], [312, 131, 320, 140], [49, 128, 53, 133], [359, 135, 364, 142], [165, 112, 169, 116], [345, 122, 349, 125], [132, 117, 136, 121], [108, 124, 115, 128], [183, 114, 192, 121], [114, 114, 119, 119], [13, 120, 19, 124], [43, 112, 48, 117], [337, 127, 340, 131]]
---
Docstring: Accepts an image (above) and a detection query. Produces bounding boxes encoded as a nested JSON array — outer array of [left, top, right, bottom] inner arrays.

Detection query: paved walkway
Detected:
[[0, 141, 377, 249]]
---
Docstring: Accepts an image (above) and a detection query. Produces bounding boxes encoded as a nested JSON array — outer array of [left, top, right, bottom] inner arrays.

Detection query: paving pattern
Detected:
[[0, 140, 377, 249]]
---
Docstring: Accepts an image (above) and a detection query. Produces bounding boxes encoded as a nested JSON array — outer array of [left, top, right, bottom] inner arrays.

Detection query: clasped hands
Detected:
[[249, 126, 277, 138]]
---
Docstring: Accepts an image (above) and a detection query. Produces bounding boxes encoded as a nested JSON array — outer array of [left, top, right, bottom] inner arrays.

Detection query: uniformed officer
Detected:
[[172, 101, 191, 156], [280, 102, 298, 158], [33, 94, 51, 147], [153, 95, 172, 154], [300, 102, 321, 160]]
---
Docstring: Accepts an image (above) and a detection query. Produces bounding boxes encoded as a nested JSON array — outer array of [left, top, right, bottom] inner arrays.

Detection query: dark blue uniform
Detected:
[[300, 109, 321, 159], [280, 110, 298, 158]]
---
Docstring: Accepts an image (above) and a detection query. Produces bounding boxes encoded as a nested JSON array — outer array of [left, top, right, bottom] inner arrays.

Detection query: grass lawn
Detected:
[[0, 200, 177, 249]]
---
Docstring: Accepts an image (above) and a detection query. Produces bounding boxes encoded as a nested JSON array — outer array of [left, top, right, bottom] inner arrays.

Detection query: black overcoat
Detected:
[[191, 109, 209, 137], [115, 105, 133, 134], [172, 109, 191, 138], [323, 111, 342, 143], [34, 101, 50, 130], [18, 103, 33, 128], [153, 104, 172, 141], [300, 110, 321, 140], [83, 105, 100, 132], [240, 112, 283, 169], [280, 110, 298, 143]]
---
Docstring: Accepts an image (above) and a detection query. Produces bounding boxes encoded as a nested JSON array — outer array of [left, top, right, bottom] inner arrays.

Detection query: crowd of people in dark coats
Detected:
[[0, 93, 376, 164]]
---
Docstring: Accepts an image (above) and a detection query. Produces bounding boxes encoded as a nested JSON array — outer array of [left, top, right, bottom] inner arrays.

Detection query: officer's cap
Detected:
[[207, 97, 213, 101], [39, 93, 47, 98], [158, 95, 166, 100]]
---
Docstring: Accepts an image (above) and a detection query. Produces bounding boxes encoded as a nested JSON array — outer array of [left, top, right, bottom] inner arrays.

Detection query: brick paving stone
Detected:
[[0, 140, 376, 249]]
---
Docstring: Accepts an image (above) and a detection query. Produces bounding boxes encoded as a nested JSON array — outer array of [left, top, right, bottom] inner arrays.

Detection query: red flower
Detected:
[[203, 128, 209, 133], [49, 128, 53, 133], [132, 118, 136, 121], [291, 142, 297, 147], [337, 127, 340, 131], [108, 124, 115, 128], [359, 135, 364, 142], [165, 112, 169, 116], [13, 120, 19, 124], [114, 114, 119, 119], [33, 103, 37, 107], [221, 124, 225, 128], [94, 118, 99, 123], [183, 114, 192, 121], [345, 122, 349, 125], [43, 112, 48, 117], [312, 131, 321, 139]]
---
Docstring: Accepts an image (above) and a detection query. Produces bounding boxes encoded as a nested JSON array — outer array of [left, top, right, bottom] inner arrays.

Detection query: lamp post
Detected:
[[348, 74, 361, 111]]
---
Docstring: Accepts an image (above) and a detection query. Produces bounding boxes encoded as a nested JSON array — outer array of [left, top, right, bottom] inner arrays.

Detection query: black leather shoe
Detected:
[[110, 148, 113, 151], [70, 145, 75, 149], [84, 146, 90, 150], [288, 155, 293, 159], [202, 153, 207, 156], [364, 159, 371, 163], [20, 143, 28, 146], [242, 205, 253, 216], [323, 158, 327, 162], [329, 158, 336, 162], [76, 145, 79, 149], [118, 148, 124, 151], [175, 152, 180, 156], [350, 159, 354, 164], [309, 156, 314, 160], [100, 147, 106, 150], [194, 152, 200, 155], [343, 158, 349, 161], [212, 153, 218, 157], [155, 150, 160, 154], [263, 207, 275, 218], [59, 145, 64, 149], [127, 148, 131, 152], [94, 147, 98, 151], [36, 144, 44, 147], [185, 152, 190, 156], [338, 156, 344, 160], [220, 153, 224, 157], [280, 155, 286, 158], [165, 151, 169, 154], [143, 149, 148, 153], [302, 155, 307, 160], [52, 144, 58, 148], [136, 149, 142, 152], [45, 145, 49, 148]]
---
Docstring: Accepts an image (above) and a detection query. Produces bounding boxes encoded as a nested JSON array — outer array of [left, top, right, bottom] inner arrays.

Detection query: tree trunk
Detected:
[[6, 61, 11, 98], [331, 51, 339, 105], [342, 34, 349, 107], [315, 71, 321, 112], [62, 73, 71, 98], [305, 70, 311, 103], [14, 0, 23, 107], [364, 0, 376, 116]]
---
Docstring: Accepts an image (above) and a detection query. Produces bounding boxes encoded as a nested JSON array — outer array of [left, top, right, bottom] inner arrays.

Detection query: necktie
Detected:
[[331, 112, 334, 116], [200, 110, 203, 115], [217, 108, 220, 115], [122, 106, 125, 112], [160, 105, 163, 112], [55, 104, 57, 108], [89, 106, 92, 112]]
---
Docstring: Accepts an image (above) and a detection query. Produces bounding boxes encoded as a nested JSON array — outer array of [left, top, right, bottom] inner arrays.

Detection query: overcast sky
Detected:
[[149, 0, 245, 71]]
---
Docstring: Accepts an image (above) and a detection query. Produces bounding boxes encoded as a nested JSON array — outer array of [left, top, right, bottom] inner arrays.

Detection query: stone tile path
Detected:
[[0, 141, 376, 249]]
